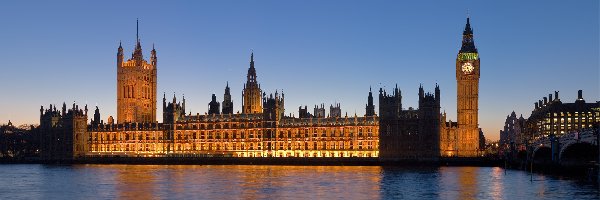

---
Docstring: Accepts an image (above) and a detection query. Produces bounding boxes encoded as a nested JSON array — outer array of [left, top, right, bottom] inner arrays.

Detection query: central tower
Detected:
[[456, 17, 480, 156], [117, 19, 157, 123], [242, 52, 263, 114]]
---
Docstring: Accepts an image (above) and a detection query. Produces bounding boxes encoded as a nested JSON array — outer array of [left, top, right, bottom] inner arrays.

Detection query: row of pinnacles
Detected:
[[297, 103, 345, 119]]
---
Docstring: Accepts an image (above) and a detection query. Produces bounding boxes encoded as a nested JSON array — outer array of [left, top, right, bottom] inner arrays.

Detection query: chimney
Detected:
[[535, 102, 539, 109], [549, 94, 553, 102], [578, 90, 583, 100], [555, 91, 559, 101], [543, 97, 547, 105]]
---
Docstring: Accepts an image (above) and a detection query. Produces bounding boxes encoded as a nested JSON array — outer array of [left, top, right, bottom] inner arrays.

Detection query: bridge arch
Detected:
[[559, 141, 598, 167], [532, 146, 552, 165]]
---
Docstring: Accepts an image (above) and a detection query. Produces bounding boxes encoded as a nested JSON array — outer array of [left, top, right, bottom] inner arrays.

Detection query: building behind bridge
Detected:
[[499, 90, 599, 157], [527, 90, 599, 139]]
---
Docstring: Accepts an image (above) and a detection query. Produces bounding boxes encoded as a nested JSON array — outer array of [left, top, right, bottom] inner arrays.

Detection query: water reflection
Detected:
[[0, 165, 597, 200], [457, 167, 478, 199], [114, 165, 158, 199], [86, 165, 382, 199]]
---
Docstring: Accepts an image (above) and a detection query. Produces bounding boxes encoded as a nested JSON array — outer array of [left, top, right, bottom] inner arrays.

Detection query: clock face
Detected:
[[461, 62, 474, 74]]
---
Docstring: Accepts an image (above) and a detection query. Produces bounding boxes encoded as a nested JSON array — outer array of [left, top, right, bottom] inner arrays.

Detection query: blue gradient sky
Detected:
[[0, 1, 598, 140]]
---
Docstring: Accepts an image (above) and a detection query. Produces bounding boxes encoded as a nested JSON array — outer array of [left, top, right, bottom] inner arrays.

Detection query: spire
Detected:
[[132, 19, 143, 60], [173, 92, 176, 102], [460, 16, 477, 53], [247, 51, 257, 83], [117, 41, 124, 56], [464, 17, 473, 35]]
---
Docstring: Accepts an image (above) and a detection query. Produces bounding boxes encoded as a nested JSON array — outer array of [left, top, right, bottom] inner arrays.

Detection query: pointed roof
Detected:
[[133, 19, 144, 60], [463, 17, 473, 35], [247, 51, 257, 83], [459, 17, 478, 53]]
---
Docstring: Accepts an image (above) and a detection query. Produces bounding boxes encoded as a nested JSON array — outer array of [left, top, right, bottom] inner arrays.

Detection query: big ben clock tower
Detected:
[[456, 17, 480, 157]]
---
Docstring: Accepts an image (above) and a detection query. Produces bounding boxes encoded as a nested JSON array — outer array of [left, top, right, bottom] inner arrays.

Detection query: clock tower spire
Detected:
[[455, 16, 480, 157]]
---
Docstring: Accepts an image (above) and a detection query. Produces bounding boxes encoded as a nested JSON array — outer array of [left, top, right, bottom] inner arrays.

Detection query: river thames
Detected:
[[0, 165, 597, 199]]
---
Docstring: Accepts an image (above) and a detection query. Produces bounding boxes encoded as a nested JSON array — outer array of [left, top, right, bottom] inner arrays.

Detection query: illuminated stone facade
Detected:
[[526, 90, 599, 139], [87, 111, 378, 158], [84, 50, 379, 158], [440, 17, 481, 157], [39, 18, 491, 160], [117, 20, 157, 123]]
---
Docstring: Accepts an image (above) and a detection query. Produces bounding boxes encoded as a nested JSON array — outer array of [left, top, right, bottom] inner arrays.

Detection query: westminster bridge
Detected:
[[530, 128, 599, 167]]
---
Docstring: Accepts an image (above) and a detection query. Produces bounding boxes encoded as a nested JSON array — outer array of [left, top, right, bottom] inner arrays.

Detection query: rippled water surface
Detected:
[[0, 165, 597, 199]]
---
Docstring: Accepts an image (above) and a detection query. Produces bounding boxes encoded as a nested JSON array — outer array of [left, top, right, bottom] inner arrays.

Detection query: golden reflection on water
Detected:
[[457, 167, 478, 200], [438, 166, 481, 200], [488, 167, 505, 200], [115, 165, 158, 199], [84, 165, 382, 199]]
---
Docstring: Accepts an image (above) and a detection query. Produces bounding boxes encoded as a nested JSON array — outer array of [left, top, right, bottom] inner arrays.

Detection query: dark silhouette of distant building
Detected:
[[366, 87, 375, 117], [208, 94, 220, 115], [314, 104, 325, 118], [222, 82, 233, 114], [39, 103, 88, 160], [298, 105, 311, 118], [330, 103, 341, 118], [378, 84, 440, 161], [163, 93, 185, 124]]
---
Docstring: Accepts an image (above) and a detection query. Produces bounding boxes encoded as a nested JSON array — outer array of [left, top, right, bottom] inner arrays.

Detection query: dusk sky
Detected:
[[0, 1, 598, 141]]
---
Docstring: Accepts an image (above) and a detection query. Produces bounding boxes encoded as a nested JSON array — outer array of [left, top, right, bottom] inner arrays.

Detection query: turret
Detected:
[[172, 93, 177, 105], [117, 42, 124, 68], [150, 44, 157, 67], [62, 102, 67, 116], [208, 94, 220, 115], [419, 84, 424, 102], [222, 82, 233, 114], [162, 92, 167, 111], [366, 87, 375, 116], [92, 106, 101, 126], [182, 94, 186, 112], [435, 83, 441, 106], [575, 89, 586, 103]]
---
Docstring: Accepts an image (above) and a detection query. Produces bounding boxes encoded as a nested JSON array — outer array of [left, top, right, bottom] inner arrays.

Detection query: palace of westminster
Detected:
[[39, 18, 484, 160]]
